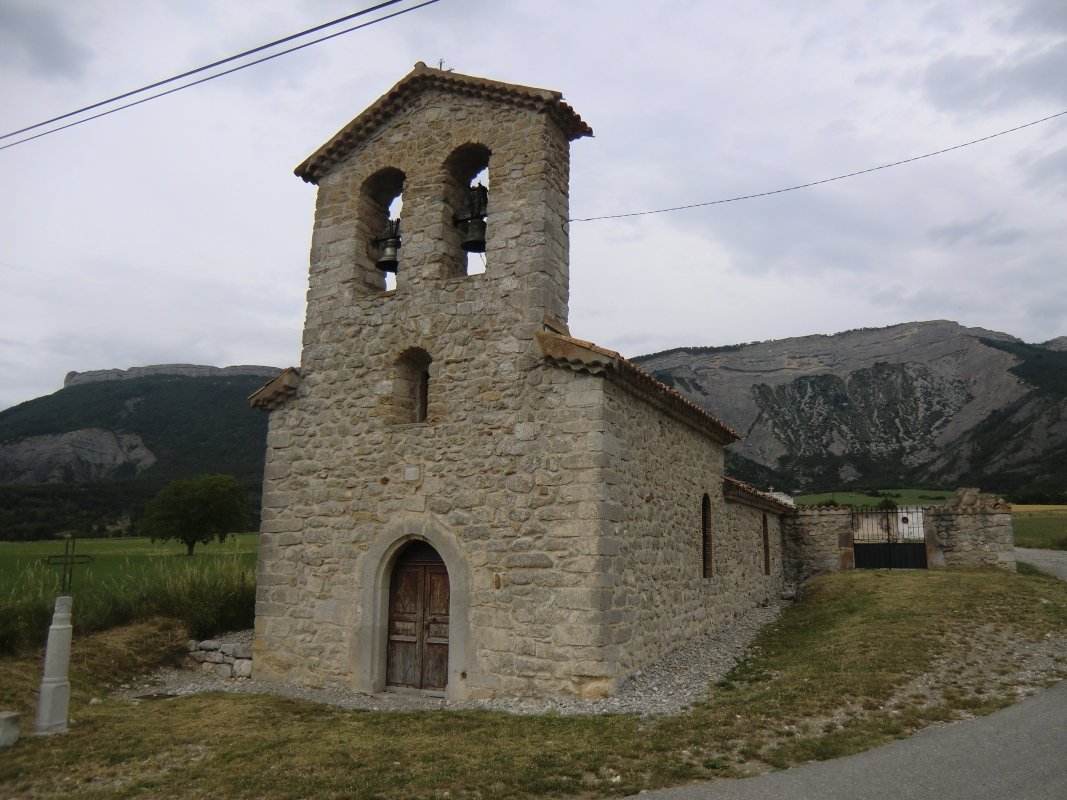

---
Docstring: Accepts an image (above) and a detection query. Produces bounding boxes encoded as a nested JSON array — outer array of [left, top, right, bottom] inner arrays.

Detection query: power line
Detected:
[[569, 109, 1067, 222], [0, 0, 441, 152], [0, 0, 409, 142]]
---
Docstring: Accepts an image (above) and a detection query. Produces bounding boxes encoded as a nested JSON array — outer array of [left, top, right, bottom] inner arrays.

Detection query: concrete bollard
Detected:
[[0, 711, 20, 747], [35, 596, 73, 734]]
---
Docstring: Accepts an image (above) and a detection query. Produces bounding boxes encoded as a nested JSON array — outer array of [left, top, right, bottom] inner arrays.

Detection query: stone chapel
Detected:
[[249, 62, 793, 700]]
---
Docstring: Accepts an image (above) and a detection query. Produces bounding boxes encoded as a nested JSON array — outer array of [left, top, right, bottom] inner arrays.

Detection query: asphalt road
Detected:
[[1016, 547, 1067, 582], [633, 678, 1067, 800], [634, 552, 1067, 800]]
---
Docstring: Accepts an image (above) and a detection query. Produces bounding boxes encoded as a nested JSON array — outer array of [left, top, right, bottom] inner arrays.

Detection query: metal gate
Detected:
[[852, 506, 927, 569]]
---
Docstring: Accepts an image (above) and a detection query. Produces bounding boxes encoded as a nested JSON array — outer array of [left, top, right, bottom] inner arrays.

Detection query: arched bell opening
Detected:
[[443, 143, 492, 278], [385, 540, 450, 693], [359, 167, 406, 291]]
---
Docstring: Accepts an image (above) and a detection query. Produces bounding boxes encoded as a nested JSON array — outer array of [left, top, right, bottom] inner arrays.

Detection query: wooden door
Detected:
[[386, 543, 450, 691]]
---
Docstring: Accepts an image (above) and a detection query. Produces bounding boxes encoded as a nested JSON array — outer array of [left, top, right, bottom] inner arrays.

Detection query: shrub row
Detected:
[[0, 556, 255, 655]]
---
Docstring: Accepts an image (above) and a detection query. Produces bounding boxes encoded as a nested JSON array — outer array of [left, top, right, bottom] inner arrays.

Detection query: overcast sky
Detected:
[[1, 0, 1066, 410]]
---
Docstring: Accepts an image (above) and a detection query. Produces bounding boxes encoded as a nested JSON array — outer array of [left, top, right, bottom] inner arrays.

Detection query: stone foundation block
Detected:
[[0, 712, 19, 747]]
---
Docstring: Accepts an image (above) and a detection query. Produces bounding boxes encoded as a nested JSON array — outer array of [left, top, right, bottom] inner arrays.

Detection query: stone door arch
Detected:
[[355, 514, 473, 701], [386, 541, 450, 692]]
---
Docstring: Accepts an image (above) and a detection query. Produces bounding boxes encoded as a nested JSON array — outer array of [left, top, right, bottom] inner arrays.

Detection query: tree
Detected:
[[139, 474, 246, 555]]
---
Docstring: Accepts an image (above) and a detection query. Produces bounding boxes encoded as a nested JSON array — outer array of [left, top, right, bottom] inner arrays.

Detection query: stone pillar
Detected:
[[782, 507, 854, 583], [925, 489, 1015, 570], [35, 596, 73, 734]]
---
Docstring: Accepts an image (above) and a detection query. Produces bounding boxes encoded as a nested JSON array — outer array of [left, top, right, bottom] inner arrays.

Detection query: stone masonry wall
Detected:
[[254, 84, 615, 700], [926, 489, 1015, 570], [602, 380, 784, 689], [782, 506, 853, 583]]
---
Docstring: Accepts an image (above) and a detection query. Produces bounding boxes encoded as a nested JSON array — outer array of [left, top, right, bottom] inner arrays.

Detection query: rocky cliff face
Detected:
[[0, 366, 278, 490], [0, 369, 278, 539], [634, 320, 1065, 492], [0, 428, 155, 486], [64, 364, 279, 388]]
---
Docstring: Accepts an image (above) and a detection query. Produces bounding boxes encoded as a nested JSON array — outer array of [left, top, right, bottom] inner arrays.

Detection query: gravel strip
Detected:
[[118, 602, 786, 717], [1015, 547, 1067, 582]]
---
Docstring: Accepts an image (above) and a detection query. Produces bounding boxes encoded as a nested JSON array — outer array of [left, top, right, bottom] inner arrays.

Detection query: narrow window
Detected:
[[702, 493, 713, 578], [762, 513, 771, 576], [416, 365, 429, 423], [393, 348, 432, 425]]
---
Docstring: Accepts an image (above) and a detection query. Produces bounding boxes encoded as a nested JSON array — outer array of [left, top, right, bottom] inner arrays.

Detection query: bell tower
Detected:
[[293, 62, 592, 351], [252, 67, 592, 696]]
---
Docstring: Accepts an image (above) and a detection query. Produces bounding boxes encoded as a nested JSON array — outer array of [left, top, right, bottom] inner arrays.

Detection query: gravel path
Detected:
[[1016, 547, 1067, 582], [119, 603, 786, 717]]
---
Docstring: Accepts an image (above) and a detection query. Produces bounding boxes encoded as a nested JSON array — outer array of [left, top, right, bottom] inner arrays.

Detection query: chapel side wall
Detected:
[[782, 507, 853, 583], [253, 89, 616, 700], [723, 502, 786, 600], [601, 381, 783, 687]]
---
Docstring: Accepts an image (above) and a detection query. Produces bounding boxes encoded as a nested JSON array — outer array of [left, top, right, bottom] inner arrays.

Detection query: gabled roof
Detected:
[[249, 367, 300, 411], [535, 330, 740, 446], [295, 62, 594, 184], [722, 476, 796, 514]]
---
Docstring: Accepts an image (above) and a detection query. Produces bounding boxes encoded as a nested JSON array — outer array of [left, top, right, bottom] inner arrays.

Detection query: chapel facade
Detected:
[[249, 63, 792, 700]]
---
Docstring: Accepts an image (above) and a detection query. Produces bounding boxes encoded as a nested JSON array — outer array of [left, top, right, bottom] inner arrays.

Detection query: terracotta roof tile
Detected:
[[249, 367, 300, 411], [295, 62, 593, 184]]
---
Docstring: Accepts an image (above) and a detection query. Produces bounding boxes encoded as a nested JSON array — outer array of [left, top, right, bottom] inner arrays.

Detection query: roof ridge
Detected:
[[295, 62, 592, 183], [535, 330, 740, 445]]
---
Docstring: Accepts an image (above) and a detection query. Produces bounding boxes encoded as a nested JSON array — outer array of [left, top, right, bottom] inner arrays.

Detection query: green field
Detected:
[[0, 535, 258, 653], [793, 488, 955, 507], [1012, 508, 1067, 550], [0, 534, 259, 592]]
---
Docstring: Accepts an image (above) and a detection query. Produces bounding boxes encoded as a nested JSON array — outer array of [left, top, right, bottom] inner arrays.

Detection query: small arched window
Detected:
[[762, 513, 771, 576], [702, 493, 713, 578]]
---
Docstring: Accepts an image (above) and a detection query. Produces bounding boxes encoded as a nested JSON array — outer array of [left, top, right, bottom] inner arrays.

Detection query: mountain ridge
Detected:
[[632, 320, 1067, 497]]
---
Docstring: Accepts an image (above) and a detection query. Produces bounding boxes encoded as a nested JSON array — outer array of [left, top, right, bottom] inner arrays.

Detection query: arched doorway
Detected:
[[386, 540, 450, 692]]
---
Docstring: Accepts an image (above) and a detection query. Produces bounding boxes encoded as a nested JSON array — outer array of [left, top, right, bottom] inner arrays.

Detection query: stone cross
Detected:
[[35, 596, 73, 734], [41, 535, 92, 594]]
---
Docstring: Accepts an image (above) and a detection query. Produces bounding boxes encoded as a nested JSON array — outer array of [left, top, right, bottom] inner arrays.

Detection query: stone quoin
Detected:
[[248, 63, 796, 701]]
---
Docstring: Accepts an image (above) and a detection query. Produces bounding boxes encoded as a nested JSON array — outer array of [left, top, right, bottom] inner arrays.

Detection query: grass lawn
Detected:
[[3, 566, 1066, 799], [793, 488, 954, 507], [1012, 506, 1067, 550], [0, 535, 259, 593]]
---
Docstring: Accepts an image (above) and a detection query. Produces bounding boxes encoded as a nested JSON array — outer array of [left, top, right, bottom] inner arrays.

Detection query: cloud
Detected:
[[923, 40, 1067, 112], [927, 212, 1028, 246], [2, 0, 1067, 410], [0, 0, 91, 78], [1011, 0, 1067, 35], [1023, 143, 1067, 189]]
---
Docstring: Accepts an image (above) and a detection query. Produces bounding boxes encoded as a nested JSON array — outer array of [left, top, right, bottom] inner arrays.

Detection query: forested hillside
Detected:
[[0, 373, 275, 540]]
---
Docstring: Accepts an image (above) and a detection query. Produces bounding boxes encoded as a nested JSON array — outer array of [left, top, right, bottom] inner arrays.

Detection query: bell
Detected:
[[375, 219, 401, 272], [461, 217, 487, 252], [455, 184, 489, 252]]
